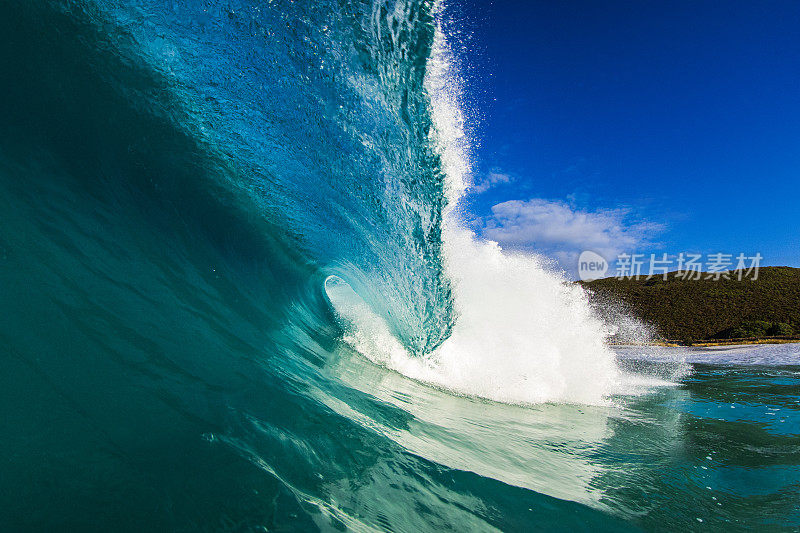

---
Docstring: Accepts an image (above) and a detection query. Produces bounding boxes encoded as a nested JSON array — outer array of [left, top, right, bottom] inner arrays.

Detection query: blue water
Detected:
[[1, 2, 799, 531]]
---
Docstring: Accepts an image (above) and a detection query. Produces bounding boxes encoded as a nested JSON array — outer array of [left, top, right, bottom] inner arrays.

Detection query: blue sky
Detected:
[[453, 1, 800, 277]]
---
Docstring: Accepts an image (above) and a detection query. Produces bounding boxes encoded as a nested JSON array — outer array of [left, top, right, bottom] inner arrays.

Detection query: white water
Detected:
[[325, 11, 630, 405], [325, 226, 621, 405]]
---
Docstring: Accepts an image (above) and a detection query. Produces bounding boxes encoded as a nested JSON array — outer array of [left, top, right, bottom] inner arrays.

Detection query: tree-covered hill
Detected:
[[580, 266, 800, 344]]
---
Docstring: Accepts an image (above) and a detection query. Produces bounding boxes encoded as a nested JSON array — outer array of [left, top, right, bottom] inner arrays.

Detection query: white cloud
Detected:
[[481, 198, 664, 272], [470, 171, 513, 194]]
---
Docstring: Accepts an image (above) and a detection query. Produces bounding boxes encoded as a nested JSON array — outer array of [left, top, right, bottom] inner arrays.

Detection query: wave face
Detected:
[[3, 1, 800, 531], [21, 0, 454, 356]]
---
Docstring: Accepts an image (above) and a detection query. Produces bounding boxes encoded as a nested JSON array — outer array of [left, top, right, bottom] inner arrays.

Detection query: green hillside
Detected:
[[580, 266, 800, 344]]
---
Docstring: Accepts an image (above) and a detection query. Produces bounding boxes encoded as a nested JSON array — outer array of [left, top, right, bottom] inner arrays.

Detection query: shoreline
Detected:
[[611, 338, 800, 348]]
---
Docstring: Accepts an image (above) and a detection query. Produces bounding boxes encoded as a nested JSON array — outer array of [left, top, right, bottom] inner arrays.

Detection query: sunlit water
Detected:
[[1, 2, 798, 531]]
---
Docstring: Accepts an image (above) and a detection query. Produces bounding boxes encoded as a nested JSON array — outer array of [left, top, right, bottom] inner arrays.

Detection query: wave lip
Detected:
[[323, 14, 624, 406]]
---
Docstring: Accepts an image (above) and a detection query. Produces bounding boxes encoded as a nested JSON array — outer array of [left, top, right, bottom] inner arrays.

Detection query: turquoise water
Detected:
[[1, 2, 799, 531]]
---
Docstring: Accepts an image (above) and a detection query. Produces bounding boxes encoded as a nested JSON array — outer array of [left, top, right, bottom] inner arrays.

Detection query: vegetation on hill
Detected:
[[580, 266, 800, 344]]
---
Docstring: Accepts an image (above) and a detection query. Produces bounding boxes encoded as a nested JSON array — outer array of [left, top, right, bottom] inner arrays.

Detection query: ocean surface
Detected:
[[1, 1, 799, 531]]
